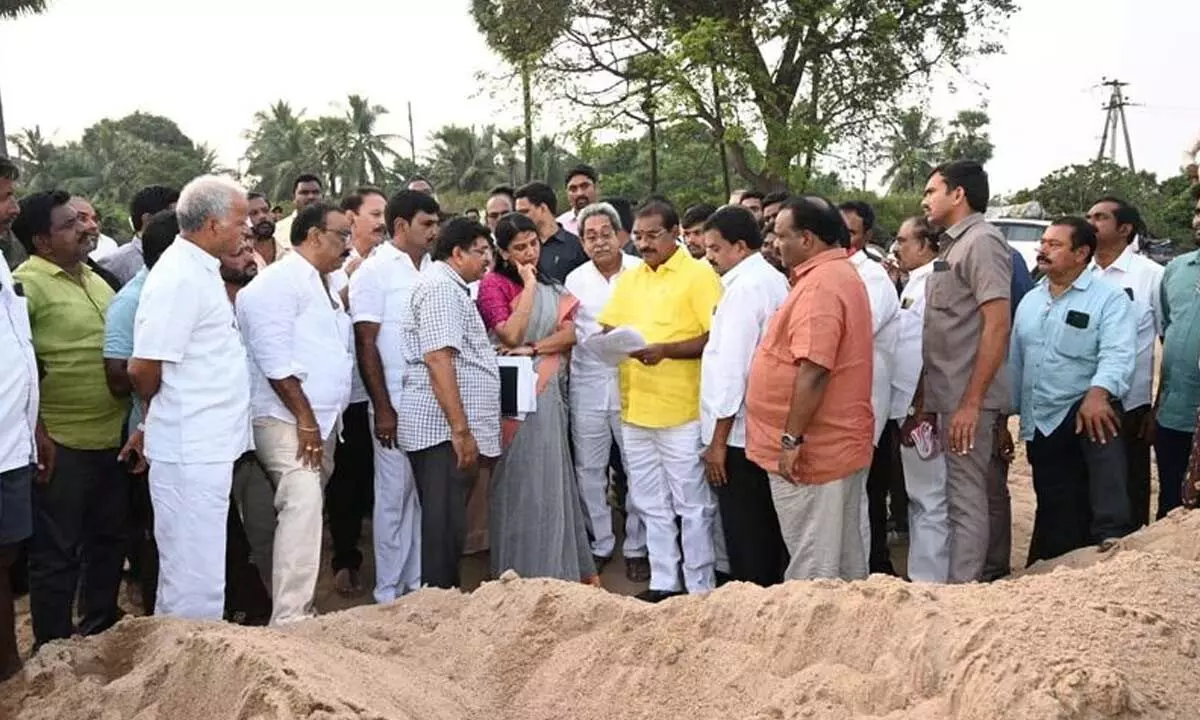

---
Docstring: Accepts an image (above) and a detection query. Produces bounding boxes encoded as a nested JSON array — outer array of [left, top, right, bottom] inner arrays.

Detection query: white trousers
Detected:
[[622, 420, 716, 593], [148, 460, 233, 620], [900, 446, 950, 583], [253, 418, 336, 626], [371, 417, 422, 603], [571, 406, 646, 559], [770, 468, 868, 581]]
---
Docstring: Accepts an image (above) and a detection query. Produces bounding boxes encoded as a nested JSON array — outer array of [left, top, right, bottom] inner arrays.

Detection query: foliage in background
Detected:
[[8, 112, 219, 238], [1007, 160, 1194, 243]]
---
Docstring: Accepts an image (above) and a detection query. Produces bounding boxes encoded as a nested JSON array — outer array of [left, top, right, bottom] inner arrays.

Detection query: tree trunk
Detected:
[[643, 84, 658, 193], [521, 64, 533, 184], [712, 69, 730, 199], [0, 84, 8, 158]]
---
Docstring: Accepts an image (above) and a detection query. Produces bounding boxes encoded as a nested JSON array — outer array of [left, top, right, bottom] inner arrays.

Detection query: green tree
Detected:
[[543, 0, 1014, 191], [494, 127, 524, 187], [243, 101, 321, 202], [340, 94, 399, 190], [470, 0, 571, 182], [881, 107, 940, 194], [428, 125, 503, 194], [940, 108, 994, 164], [0, 0, 50, 157]]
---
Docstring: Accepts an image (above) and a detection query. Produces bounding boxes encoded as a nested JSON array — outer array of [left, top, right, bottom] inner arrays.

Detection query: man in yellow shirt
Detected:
[[11, 190, 129, 649], [599, 197, 723, 601]]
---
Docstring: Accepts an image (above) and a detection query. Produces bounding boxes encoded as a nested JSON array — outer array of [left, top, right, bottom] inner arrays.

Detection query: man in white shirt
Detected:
[[351, 189, 440, 602], [321, 188, 387, 597], [888, 217, 950, 582], [699, 205, 789, 586], [272, 173, 324, 263], [485, 186, 514, 232], [557, 165, 600, 236], [98, 185, 181, 285], [0, 157, 44, 680], [840, 201, 901, 575], [1086, 196, 1164, 529], [128, 175, 252, 621], [565, 202, 648, 582], [236, 203, 354, 624]]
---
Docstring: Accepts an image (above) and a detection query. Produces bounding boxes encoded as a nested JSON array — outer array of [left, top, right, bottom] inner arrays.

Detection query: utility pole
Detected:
[[407, 101, 417, 166], [1096, 78, 1137, 171]]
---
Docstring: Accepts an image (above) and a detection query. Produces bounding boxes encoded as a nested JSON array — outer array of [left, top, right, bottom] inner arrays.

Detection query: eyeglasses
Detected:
[[631, 228, 669, 243], [322, 227, 352, 243]]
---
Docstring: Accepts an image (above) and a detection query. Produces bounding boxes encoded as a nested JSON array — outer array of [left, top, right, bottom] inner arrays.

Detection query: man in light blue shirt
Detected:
[[1009, 217, 1135, 564]]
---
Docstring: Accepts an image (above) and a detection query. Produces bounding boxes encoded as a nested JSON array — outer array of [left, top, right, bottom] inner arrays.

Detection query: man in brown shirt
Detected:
[[918, 160, 1012, 584]]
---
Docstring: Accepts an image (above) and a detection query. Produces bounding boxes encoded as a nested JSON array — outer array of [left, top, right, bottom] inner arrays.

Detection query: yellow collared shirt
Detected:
[[13, 256, 128, 449], [598, 247, 722, 428]]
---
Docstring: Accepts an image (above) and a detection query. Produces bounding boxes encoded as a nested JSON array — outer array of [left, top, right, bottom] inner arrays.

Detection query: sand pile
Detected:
[[6, 512, 1200, 720]]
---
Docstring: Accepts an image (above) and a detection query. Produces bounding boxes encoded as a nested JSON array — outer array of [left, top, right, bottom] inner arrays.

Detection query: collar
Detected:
[[1041, 268, 1094, 294], [790, 247, 848, 284], [21, 254, 92, 280], [906, 260, 936, 283], [433, 260, 469, 289], [943, 212, 985, 242], [175, 235, 220, 272], [546, 224, 576, 245], [281, 248, 320, 280], [1090, 243, 1136, 273], [377, 241, 429, 270], [721, 251, 768, 289], [639, 245, 689, 274], [848, 249, 870, 269]]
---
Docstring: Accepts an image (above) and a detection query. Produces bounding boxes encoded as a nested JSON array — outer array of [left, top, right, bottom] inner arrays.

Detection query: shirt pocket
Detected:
[[927, 266, 953, 310], [1056, 323, 1096, 360]]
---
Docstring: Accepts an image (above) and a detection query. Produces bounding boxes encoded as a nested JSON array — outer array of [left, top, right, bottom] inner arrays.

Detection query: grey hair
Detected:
[[176, 175, 246, 234], [577, 202, 622, 235]]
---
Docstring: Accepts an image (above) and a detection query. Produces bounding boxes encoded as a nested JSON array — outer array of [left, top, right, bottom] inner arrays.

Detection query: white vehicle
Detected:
[[990, 218, 1047, 276]]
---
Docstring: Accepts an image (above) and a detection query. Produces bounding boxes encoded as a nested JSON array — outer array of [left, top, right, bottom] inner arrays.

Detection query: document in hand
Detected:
[[582, 326, 648, 365], [497, 355, 537, 418]]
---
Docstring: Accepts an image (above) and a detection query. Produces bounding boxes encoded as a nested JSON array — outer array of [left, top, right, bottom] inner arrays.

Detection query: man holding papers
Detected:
[[598, 198, 723, 602]]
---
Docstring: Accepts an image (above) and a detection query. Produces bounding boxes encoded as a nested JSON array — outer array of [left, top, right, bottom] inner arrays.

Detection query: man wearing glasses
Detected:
[[235, 203, 354, 624], [484, 186, 514, 232], [599, 197, 723, 602]]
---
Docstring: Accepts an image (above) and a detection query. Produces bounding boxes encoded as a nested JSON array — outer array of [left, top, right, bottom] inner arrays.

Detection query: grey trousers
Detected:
[[231, 453, 276, 593], [408, 442, 476, 589], [938, 410, 999, 584], [983, 453, 1012, 581], [769, 468, 868, 582]]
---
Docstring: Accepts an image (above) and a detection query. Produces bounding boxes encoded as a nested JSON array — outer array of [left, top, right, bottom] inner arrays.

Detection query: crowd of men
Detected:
[[2, 151, 1200, 682]]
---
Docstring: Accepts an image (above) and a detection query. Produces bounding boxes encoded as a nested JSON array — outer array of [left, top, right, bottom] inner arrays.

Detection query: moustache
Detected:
[[253, 220, 276, 237], [1036, 254, 1049, 264]]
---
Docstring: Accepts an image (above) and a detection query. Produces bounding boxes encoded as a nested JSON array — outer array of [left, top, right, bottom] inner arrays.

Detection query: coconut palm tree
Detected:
[[428, 125, 502, 193], [8, 125, 53, 183], [881, 107, 941, 195], [0, 0, 50, 157], [243, 101, 320, 201], [341, 94, 398, 190]]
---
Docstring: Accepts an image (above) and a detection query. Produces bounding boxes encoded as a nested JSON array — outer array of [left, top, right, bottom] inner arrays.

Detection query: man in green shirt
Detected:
[[1155, 190, 1200, 517], [11, 190, 130, 648]]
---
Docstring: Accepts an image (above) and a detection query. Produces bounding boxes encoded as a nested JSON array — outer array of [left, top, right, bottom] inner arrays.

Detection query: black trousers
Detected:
[[866, 422, 900, 575], [29, 444, 127, 647], [1153, 423, 1192, 518], [1027, 402, 1132, 565], [224, 475, 271, 625], [713, 446, 786, 586], [409, 442, 473, 589], [1122, 405, 1152, 529], [326, 402, 375, 572]]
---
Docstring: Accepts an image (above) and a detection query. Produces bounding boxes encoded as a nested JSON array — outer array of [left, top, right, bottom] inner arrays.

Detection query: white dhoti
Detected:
[[900, 446, 950, 583], [148, 459, 234, 620], [371, 421, 422, 604], [622, 420, 716, 593], [571, 407, 646, 559], [771, 468, 869, 582], [253, 417, 336, 625]]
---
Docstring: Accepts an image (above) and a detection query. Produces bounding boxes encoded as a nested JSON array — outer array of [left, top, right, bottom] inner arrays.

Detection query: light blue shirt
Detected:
[[1009, 270, 1135, 441], [103, 267, 147, 434], [1158, 250, 1200, 432]]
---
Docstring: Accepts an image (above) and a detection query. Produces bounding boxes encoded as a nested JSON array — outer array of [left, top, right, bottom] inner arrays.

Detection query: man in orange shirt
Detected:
[[745, 195, 875, 581]]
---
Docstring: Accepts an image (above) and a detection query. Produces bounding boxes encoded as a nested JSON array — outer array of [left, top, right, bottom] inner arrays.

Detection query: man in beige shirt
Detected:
[[917, 160, 1012, 584], [272, 174, 324, 262]]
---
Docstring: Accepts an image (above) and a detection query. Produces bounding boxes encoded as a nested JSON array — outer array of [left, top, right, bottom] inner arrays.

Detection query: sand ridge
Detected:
[[6, 510, 1200, 719]]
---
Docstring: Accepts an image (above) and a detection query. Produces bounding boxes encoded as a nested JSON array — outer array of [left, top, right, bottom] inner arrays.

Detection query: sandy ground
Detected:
[[8, 419, 1193, 720]]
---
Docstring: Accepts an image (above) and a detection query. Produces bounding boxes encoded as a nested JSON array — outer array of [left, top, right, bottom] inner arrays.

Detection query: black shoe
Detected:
[[635, 589, 683, 604], [624, 556, 650, 583], [715, 571, 733, 587]]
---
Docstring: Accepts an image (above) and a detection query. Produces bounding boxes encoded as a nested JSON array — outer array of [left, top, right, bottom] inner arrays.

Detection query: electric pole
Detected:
[[1096, 78, 1137, 171]]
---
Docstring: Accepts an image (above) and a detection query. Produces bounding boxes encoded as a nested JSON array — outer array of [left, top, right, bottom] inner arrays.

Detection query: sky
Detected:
[[0, 0, 1197, 196]]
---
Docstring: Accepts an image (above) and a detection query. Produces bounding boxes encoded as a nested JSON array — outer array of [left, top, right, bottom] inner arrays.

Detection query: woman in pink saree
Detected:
[[476, 213, 597, 583]]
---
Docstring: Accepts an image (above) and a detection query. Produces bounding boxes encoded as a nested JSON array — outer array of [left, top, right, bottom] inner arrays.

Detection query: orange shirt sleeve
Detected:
[[786, 278, 844, 371]]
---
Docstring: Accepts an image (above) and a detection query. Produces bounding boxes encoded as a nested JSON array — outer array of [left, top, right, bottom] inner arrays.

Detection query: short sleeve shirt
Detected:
[[922, 213, 1012, 413], [598, 247, 723, 429], [744, 248, 875, 483], [398, 261, 501, 456]]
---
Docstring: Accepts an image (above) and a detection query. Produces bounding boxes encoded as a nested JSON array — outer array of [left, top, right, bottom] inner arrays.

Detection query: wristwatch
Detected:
[[781, 433, 804, 450]]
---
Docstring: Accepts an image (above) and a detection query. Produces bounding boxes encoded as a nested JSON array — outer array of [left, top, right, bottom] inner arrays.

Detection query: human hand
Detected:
[[703, 441, 728, 486], [295, 424, 324, 470], [777, 446, 802, 484], [630, 344, 666, 366], [374, 405, 398, 449], [518, 262, 538, 286], [1075, 388, 1119, 444], [118, 428, 147, 474], [451, 428, 480, 472], [949, 403, 980, 455], [35, 423, 56, 484]]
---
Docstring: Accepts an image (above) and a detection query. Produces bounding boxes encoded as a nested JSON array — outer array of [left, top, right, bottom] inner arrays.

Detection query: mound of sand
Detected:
[[6, 511, 1200, 720]]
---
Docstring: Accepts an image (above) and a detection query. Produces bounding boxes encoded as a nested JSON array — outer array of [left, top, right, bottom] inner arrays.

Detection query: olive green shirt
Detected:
[[13, 256, 128, 449]]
